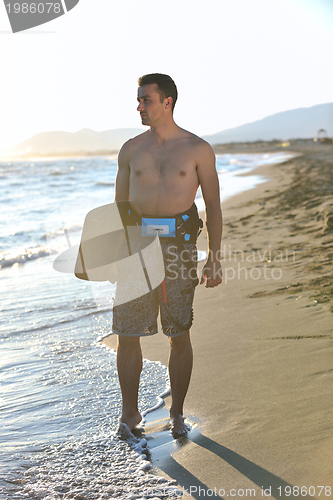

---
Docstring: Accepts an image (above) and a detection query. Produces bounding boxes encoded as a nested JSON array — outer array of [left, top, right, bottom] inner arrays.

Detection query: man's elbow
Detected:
[[115, 178, 130, 202], [205, 199, 222, 213]]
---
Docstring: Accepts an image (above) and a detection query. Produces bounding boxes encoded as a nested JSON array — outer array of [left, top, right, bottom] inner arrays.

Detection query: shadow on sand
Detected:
[[150, 430, 318, 500]]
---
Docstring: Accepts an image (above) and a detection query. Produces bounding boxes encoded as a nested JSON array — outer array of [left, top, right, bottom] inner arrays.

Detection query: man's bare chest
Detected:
[[130, 147, 196, 179]]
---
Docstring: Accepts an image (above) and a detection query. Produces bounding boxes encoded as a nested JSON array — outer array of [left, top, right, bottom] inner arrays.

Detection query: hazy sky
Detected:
[[0, 0, 332, 149]]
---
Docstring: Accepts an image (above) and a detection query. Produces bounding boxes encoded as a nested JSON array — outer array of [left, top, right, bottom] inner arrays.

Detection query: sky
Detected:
[[0, 0, 332, 150]]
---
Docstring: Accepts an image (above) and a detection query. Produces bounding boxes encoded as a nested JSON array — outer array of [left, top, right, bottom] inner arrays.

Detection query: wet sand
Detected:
[[103, 144, 333, 499]]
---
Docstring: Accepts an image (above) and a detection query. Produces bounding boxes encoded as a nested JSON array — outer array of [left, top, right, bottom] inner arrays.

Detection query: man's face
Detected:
[[137, 84, 166, 126]]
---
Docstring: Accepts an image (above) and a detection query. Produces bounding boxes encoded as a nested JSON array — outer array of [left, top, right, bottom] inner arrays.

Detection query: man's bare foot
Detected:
[[170, 414, 191, 437], [120, 411, 142, 432]]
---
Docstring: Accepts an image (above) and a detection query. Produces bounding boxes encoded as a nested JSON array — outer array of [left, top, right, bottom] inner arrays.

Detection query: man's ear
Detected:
[[165, 97, 173, 110]]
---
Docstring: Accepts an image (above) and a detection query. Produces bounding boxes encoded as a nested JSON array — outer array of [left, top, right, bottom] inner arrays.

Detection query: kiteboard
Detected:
[[53, 202, 165, 296]]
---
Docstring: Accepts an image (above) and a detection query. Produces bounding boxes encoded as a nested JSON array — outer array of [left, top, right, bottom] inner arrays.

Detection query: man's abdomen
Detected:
[[129, 178, 199, 217]]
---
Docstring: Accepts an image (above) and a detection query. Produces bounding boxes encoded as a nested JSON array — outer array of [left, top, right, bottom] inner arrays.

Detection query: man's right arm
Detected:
[[115, 141, 131, 202]]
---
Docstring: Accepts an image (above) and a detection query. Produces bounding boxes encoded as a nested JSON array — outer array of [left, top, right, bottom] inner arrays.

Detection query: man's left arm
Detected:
[[196, 141, 223, 288]]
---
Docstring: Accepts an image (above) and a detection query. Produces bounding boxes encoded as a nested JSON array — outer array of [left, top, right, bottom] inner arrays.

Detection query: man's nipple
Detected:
[[179, 171, 186, 177], [135, 170, 142, 176]]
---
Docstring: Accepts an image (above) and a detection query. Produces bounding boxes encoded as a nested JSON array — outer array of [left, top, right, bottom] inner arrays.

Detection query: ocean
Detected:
[[0, 151, 293, 499]]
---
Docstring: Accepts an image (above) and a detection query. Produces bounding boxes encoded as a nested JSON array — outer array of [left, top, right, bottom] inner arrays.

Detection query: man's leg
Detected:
[[117, 335, 143, 430], [168, 330, 193, 435]]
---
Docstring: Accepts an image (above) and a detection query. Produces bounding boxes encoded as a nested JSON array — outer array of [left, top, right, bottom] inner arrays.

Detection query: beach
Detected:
[[1, 146, 332, 498], [2, 151, 291, 499], [103, 144, 333, 498]]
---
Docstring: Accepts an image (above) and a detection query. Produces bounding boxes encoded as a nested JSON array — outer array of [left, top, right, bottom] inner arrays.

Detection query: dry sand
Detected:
[[103, 144, 333, 499]]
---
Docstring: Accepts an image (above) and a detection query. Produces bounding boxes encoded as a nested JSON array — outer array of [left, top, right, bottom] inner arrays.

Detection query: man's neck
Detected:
[[148, 118, 180, 143]]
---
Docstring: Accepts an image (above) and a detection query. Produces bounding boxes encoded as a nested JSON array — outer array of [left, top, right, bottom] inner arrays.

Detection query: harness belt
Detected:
[[140, 204, 203, 244], [117, 201, 203, 243]]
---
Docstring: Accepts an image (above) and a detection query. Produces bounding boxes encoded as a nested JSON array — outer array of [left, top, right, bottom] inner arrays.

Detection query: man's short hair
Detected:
[[138, 73, 178, 112]]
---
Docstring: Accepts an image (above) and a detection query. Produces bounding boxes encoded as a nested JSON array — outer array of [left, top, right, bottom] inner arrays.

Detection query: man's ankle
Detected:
[[169, 407, 183, 418]]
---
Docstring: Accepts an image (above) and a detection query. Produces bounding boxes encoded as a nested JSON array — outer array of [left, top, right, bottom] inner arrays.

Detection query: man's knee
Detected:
[[117, 335, 141, 350], [169, 330, 191, 348]]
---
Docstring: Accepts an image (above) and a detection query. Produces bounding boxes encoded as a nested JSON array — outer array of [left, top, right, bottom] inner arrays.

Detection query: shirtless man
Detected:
[[114, 73, 222, 436]]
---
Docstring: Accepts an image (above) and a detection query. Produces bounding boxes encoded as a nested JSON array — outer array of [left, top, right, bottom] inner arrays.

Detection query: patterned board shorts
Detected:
[[112, 229, 198, 338]]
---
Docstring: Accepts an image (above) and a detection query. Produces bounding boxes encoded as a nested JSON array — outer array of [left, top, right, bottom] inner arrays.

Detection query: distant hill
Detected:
[[1, 102, 332, 158], [203, 103, 333, 145], [0, 128, 144, 158]]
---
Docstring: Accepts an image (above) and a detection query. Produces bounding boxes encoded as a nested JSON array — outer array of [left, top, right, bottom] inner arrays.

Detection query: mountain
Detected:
[[1, 103, 332, 158], [0, 128, 144, 158], [203, 103, 333, 145]]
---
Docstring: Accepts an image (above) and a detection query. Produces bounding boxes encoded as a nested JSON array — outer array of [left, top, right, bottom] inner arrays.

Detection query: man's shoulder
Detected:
[[180, 128, 214, 152], [178, 130, 216, 170], [121, 130, 148, 151], [118, 131, 149, 161]]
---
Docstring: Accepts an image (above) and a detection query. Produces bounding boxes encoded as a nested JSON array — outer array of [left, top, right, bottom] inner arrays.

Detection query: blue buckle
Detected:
[[141, 217, 176, 237]]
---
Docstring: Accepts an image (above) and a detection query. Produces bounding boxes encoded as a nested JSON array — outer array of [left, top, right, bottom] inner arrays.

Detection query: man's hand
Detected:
[[200, 257, 222, 288]]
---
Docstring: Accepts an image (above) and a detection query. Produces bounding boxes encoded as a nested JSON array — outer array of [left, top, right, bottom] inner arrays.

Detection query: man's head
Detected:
[[138, 73, 178, 112], [137, 74, 178, 127]]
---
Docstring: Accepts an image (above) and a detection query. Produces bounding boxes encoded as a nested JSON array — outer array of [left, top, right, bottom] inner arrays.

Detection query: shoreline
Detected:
[[102, 144, 333, 497]]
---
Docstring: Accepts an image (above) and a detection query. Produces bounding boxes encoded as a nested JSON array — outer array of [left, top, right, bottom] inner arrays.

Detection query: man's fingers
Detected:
[[204, 273, 222, 288], [200, 264, 222, 287]]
